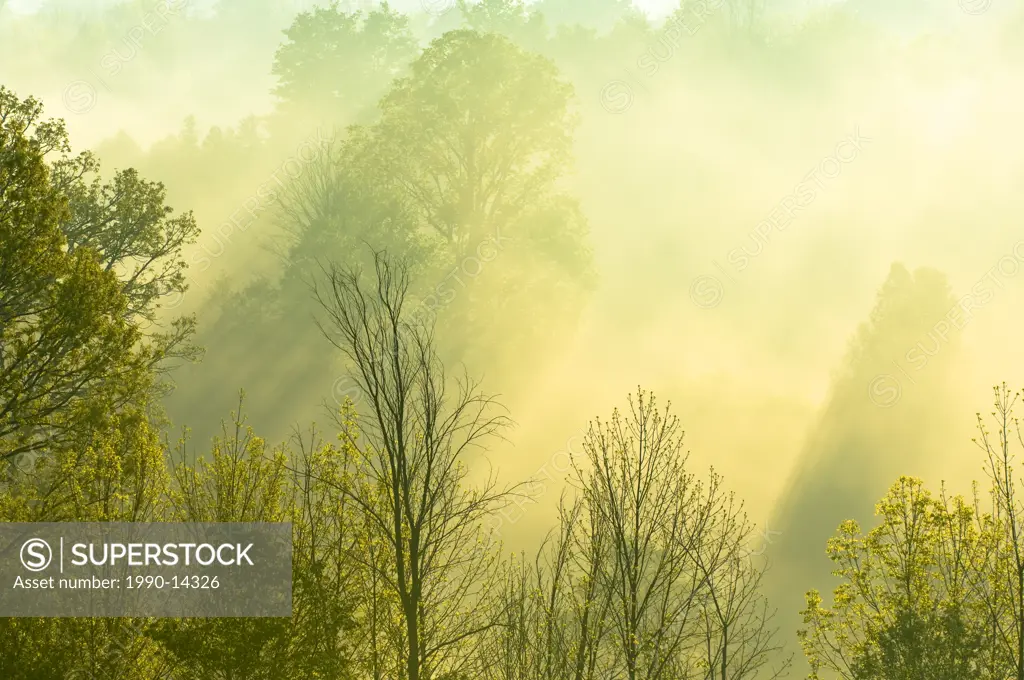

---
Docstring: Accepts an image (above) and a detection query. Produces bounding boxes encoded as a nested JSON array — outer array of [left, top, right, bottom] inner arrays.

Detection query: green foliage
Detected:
[[457, 0, 548, 48], [799, 473, 1006, 679], [271, 2, 418, 124], [374, 29, 578, 259], [362, 28, 592, 375], [153, 399, 310, 679], [0, 86, 196, 469], [794, 386, 1024, 680]]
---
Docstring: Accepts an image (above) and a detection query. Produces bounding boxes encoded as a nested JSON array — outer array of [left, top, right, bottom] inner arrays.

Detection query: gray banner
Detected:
[[0, 523, 292, 617]]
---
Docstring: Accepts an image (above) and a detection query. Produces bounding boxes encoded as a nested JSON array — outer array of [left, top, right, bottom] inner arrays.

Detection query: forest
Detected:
[[3, 0, 1024, 677]]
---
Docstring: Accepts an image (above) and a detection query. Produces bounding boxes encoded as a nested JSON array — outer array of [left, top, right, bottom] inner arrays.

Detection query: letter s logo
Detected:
[[21, 538, 52, 572]]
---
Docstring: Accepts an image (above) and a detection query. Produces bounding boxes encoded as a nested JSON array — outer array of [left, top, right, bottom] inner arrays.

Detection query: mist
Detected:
[[3, 0, 1024, 675]]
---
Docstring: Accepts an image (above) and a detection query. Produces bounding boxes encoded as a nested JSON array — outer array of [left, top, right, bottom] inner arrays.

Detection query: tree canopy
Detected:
[[0, 86, 197, 467]]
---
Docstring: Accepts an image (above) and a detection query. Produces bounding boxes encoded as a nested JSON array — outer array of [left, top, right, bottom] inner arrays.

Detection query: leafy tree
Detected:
[[767, 263, 962, 671], [371, 28, 578, 265], [151, 400, 297, 680], [0, 87, 197, 465], [359, 27, 592, 374], [164, 21, 595, 447], [0, 361, 171, 680], [457, 0, 548, 47], [271, 2, 418, 125], [51, 149, 199, 341], [799, 476, 991, 679], [280, 23, 593, 288], [278, 26, 592, 298], [285, 413, 365, 679]]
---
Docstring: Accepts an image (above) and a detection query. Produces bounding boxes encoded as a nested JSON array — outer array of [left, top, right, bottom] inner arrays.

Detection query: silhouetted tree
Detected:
[[313, 251, 523, 680]]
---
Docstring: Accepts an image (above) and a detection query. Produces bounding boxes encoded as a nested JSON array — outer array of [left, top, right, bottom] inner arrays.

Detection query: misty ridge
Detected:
[[3, 0, 1024, 677]]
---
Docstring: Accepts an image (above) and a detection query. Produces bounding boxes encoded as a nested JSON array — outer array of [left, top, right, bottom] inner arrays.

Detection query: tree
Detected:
[[184, 24, 594, 452], [972, 383, 1024, 680], [285, 410, 367, 679], [766, 263, 962, 671], [577, 390, 707, 679], [0, 83, 195, 680], [151, 399, 294, 680], [457, 0, 548, 48], [721, 0, 767, 38], [569, 389, 787, 679], [371, 28, 579, 265], [691, 494, 791, 680], [354, 27, 593, 374], [0, 367, 171, 680], [151, 397, 365, 679], [51, 153, 199, 330], [274, 131, 435, 280], [312, 251, 522, 680], [483, 494, 614, 680], [271, 2, 418, 125], [0, 86, 197, 465], [799, 476, 991, 679]]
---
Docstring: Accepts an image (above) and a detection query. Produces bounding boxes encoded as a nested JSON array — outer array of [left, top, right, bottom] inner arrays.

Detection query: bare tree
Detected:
[[312, 251, 520, 680], [484, 494, 613, 680], [567, 494, 617, 680], [571, 389, 786, 680], [973, 383, 1024, 680], [690, 483, 791, 679], [570, 389, 713, 680]]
